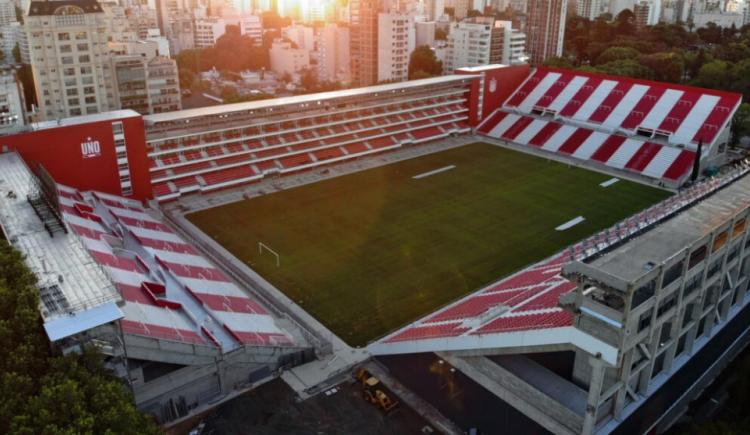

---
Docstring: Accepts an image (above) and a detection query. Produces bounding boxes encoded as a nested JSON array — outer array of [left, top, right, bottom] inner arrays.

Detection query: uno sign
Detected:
[[81, 137, 101, 159]]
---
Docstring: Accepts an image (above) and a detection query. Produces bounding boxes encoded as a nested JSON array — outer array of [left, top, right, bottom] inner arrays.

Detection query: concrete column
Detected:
[[581, 356, 606, 435]]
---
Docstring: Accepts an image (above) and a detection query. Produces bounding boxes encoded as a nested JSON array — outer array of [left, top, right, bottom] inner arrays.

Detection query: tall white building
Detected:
[[283, 24, 315, 51], [194, 16, 226, 48], [576, 0, 604, 19], [239, 14, 262, 43], [315, 23, 350, 83], [26, 0, 118, 119], [269, 38, 310, 78], [0, 0, 15, 27], [377, 11, 413, 82], [444, 17, 526, 73], [415, 20, 436, 47]]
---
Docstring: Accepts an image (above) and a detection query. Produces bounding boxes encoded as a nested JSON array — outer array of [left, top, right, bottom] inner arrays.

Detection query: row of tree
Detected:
[[0, 240, 160, 434]]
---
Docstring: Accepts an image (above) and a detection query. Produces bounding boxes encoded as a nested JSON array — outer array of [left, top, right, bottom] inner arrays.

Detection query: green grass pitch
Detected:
[[188, 143, 671, 346]]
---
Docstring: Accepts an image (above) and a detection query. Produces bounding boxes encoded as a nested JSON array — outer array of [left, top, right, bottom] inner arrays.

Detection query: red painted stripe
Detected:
[[68, 223, 106, 240], [693, 95, 739, 144], [90, 250, 140, 272], [620, 87, 666, 130], [590, 135, 626, 162], [478, 111, 508, 134], [588, 82, 634, 123], [559, 77, 603, 117], [625, 142, 661, 171], [534, 73, 575, 109], [557, 128, 593, 154], [501, 117, 534, 141], [121, 320, 206, 345], [528, 122, 562, 147], [506, 70, 548, 107], [658, 92, 702, 133], [135, 234, 198, 255], [118, 284, 153, 305], [663, 150, 696, 180]]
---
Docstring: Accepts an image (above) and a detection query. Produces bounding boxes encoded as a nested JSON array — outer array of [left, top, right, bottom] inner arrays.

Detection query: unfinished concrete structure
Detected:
[[373, 164, 750, 434]]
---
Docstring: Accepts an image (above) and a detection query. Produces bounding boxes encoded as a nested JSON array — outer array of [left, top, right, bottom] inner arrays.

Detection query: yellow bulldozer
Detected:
[[354, 368, 399, 413]]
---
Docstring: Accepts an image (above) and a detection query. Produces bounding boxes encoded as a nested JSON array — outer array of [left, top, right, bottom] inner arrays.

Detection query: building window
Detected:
[[66, 88, 78, 96], [75, 31, 87, 40], [68, 98, 79, 106], [70, 108, 82, 115], [78, 55, 90, 63], [76, 43, 89, 51], [58, 32, 70, 41], [63, 68, 76, 76], [80, 66, 92, 74], [85, 96, 96, 104], [60, 45, 72, 53], [61, 56, 74, 65]]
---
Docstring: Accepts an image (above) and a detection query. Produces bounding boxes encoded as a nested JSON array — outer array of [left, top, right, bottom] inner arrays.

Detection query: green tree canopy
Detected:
[[408, 45, 443, 79]]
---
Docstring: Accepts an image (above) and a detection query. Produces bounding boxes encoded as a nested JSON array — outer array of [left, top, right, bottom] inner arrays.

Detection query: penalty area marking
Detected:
[[413, 165, 456, 180], [556, 216, 585, 231], [600, 178, 620, 187]]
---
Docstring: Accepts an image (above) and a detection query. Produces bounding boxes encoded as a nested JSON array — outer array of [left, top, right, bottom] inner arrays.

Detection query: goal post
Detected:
[[258, 242, 280, 267]]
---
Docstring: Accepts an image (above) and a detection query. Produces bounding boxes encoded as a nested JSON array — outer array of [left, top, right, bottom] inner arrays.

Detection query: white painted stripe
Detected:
[[671, 94, 721, 145], [603, 84, 650, 128], [489, 113, 521, 138], [178, 276, 246, 298], [212, 311, 282, 334], [129, 225, 183, 243], [144, 248, 212, 267], [572, 131, 608, 160], [64, 213, 107, 232], [642, 146, 682, 179], [572, 80, 618, 121], [107, 267, 147, 288], [599, 178, 620, 187], [542, 125, 577, 152], [639, 89, 685, 130], [518, 72, 562, 112], [513, 119, 548, 145], [548, 76, 589, 112], [413, 165, 456, 179], [606, 139, 643, 169], [121, 302, 194, 329], [556, 216, 585, 231], [108, 207, 158, 222]]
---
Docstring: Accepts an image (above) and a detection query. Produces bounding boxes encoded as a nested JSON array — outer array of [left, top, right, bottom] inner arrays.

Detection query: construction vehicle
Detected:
[[354, 368, 399, 412]]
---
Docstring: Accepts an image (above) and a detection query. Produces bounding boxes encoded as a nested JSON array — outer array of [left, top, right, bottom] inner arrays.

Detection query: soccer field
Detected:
[[188, 143, 670, 346]]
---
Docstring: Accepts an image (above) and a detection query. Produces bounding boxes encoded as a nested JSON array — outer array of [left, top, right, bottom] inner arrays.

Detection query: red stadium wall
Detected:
[[480, 65, 531, 117], [457, 64, 531, 126], [0, 115, 152, 201]]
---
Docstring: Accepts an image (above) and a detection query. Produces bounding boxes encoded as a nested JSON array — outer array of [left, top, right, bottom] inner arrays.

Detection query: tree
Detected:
[[731, 103, 750, 145], [614, 9, 636, 36], [543, 56, 574, 68], [594, 59, 655, 80], [639, 52, 685, 83], [408, 45, 443, 79], [300, 68, 318, 91], [435, 28, 447, 41], [0, 241, 160, 434], [692, 59, 731, 90], [595, 46, 640, 65], [467, 9, 483, 17]]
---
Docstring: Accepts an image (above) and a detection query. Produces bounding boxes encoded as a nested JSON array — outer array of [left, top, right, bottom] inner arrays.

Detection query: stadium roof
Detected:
[[142, 75, 476, 125], [0, 152, 123, 341], [29, 109, 141, 131], [504, 67, 742, 146]]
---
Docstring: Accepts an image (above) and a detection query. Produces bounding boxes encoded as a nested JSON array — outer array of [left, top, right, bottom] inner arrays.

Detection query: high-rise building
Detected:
[[26, 0, 118, 120], [377, 12, 412, 82], [525, 0, 566, 64], [444, 17, 526, 73], [269, 38, 310, 78], [194, 16, 226, 48], [315, 23, 350, 83], [0, 0, 15, 27], [633, 0, 661, 29], [239, 14, 263, 43], [576, 0, 603, 19], [350, 0, 379, 86], [109, 40, 180, 114]]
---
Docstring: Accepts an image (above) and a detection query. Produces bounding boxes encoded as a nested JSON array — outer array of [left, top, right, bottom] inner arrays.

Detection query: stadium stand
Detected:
[[58, 186, 295, 350], [479, 68, 742, 186], [143, 76, 474, 201]]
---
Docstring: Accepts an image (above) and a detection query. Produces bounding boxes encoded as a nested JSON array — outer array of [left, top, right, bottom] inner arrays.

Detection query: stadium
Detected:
[[1, 63, 749, 434]]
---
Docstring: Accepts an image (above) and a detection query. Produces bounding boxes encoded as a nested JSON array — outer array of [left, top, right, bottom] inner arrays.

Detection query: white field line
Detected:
[[600, 177, 620, 187], [556, 216, 585, 231], [412, 165, 456, 180]]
